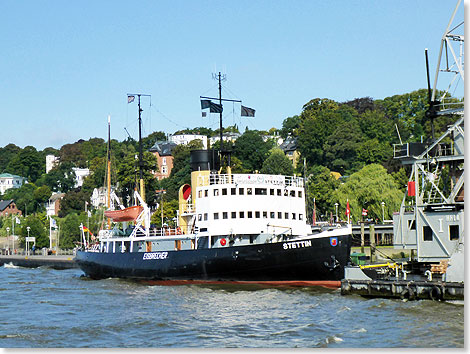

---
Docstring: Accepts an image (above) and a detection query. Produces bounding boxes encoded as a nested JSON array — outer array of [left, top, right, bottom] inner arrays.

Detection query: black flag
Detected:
[[241, 105, 255, 117], [201, 100, 211, 110], [209, 102, 223, 113]]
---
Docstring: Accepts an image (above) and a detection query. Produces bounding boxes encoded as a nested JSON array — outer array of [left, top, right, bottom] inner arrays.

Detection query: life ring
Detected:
[[429, 286, 442, 301], [220, 238, 227, 246], [400, 287, 415, 301], [176, 227, 182, 235]]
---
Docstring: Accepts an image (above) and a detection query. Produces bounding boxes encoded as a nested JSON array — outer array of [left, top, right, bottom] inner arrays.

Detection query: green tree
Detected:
[[260, 148, 294, 176], [115, 151, 158, 207], [323, 121, 364, 174], [59, 213, 82, 249], [279, 115, 301, 138], [356, 139, 392, 165], [19, 215, 48, 248], [6, 146, 43, 183], [0, 144, 21, 173], [233, 130, 273, 172], [305, 166, 340, 222], [150, 199, 179, 227], [333, 164, 403, 222], [58, 188, 91, 217]]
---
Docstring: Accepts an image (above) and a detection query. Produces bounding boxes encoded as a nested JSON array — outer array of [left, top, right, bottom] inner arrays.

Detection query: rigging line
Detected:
[[150, 104, 190, 130], [448, 21, 464, 33], [200, 83, 220, 97]]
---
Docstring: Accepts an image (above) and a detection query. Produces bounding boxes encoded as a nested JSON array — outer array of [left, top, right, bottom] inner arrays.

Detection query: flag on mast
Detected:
[[241, 105, 255, 117], [127, 95, 135, 104], [345, 199, 351, 224], [312, 198, 316, 226]]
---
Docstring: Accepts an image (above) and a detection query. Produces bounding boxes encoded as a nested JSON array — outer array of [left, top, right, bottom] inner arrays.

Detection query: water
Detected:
[[0, 264, 464, 348]]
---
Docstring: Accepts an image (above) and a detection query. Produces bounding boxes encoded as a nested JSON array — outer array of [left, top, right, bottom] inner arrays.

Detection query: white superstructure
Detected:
[[182, 173, 311, 237]]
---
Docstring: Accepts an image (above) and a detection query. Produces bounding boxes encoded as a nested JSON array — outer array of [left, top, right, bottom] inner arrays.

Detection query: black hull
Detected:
[[75, 234, 351, 284]]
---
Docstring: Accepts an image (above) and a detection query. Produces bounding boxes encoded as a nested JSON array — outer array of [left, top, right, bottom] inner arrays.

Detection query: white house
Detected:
[[170, 134, 208, 149], [46, 155, 60, 173], [72, 168, 90, 188], [0, 173, 27, 195]]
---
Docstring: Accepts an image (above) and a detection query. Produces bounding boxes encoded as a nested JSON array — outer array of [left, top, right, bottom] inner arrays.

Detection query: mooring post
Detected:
[[370, 224, 376, 263], [361, 222, 365, 254]]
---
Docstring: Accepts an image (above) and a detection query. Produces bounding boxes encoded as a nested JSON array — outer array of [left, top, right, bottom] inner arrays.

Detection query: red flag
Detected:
[[345, 200, 350, 216], [312, 198, 316, 225]]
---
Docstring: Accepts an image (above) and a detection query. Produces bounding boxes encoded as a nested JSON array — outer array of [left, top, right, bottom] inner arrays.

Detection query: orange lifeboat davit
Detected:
[[104, 205, 144, 222]]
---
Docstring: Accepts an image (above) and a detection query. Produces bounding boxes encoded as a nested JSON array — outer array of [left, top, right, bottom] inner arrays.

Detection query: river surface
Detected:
[[0, 264, 464, 348]]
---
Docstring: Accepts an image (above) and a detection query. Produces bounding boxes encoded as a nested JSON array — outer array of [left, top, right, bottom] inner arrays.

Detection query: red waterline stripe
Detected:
[[140, 279, 341, 289]]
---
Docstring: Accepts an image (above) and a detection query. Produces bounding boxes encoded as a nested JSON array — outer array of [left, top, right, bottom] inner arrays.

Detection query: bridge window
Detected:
[[423, 226, 433, 241], [408, 219, 416, 230], [270, 189, 275, 195], [255, 188, 267, 195], [239, 188, 244, 195], [231, 188, 236, 195], [298, 191, 302, 198], [278, 212, 282, 219], [239, 211, 244, 218], [449, 225, 459, 240], [222, 188, 227, 195], [213, 212, 219, 220], [299, 214, 303, 220], [277, 189, 282, 196], [247, 188, 252, 195], [223, 212, 228, 219], [290, 190, 295, 197], [292, 213, 296, 220], [214, 189, 219, 196], [204, 213, 208, 221], [231, 212, 236, 219], [263, 211, 268, 219], [270, 212, 275, 218], [284, 212, 289, 219], [204, 190, 208, 197], [255, 211, 260, 218], [248, 211, 253, 218]]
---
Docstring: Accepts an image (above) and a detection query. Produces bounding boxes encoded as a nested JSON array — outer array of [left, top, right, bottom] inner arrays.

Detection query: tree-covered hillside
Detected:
[[0, 89, 460, 249]]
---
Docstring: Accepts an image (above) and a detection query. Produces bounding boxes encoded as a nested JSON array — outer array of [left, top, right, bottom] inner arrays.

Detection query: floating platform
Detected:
[[341, 266, 464, 301], [0, 255, 77, 270]]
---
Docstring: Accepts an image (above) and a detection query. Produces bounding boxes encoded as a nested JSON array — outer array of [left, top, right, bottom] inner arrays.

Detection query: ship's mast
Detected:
[[127, 93, 151, 202], [107, 115, 111, 229], [200, 72, 242, 169]]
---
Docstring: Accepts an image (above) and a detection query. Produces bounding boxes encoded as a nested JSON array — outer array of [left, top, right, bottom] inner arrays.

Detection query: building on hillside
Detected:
[[262, 134, 284, 146], [90, 186, 119, 208], [46, 155, 60, 173], [0, 173, 27, 195], [46, 193, 65, 217], [209, 132, 241, 146], [0, 199, 22, 216], [279, 135, 300, 168], [149, 141, 177, 180], [170, 134, 208, 149], [72, 168, 90, 188]]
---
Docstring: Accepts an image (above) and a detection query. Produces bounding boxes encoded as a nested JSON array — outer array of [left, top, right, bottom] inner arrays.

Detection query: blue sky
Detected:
[[0, 1, 464, 150]]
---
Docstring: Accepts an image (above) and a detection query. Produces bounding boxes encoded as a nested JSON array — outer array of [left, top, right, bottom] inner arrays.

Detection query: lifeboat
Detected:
[[104, 205, 143, 222]]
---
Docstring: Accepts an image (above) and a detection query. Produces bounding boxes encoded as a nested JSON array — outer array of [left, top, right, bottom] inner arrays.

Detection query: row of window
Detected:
[[198, 211, 303, 221], [198, 187, 302, 198], [408, 220, 460, 241], [0, 179, 21, 185]]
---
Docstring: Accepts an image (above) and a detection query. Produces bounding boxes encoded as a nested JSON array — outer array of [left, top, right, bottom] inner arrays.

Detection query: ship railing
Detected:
[[204, 174, 304, 187], [266, 224, 292, 236], [181, 203, 195, 214]]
